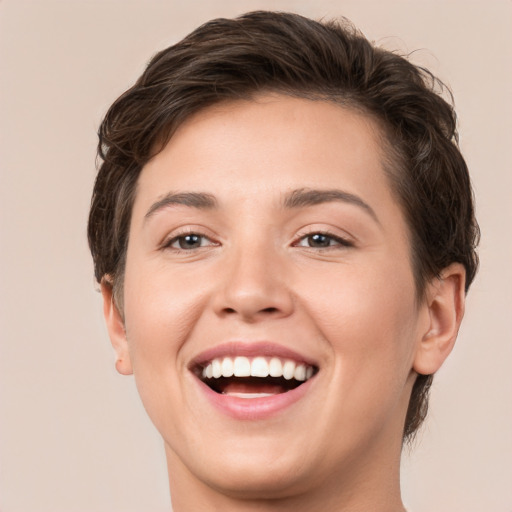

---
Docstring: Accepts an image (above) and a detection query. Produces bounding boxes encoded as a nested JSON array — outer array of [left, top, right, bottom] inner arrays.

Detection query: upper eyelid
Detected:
[[293, 226, 355, 244], [161, 234, 219, 255], [168, 233, 212, 243], [293, 232, 354, 248], [160, 226, 219, 247]]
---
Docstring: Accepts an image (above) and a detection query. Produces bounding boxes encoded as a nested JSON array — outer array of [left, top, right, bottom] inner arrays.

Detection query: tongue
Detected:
[[221, 381, 286, 396]]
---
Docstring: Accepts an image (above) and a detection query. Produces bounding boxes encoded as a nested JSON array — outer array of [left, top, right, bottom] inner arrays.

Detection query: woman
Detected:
[[88, 11, 478, 511]]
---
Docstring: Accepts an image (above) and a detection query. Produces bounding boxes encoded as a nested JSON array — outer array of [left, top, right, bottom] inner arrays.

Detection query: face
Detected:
[[108, 95, 434, 500]]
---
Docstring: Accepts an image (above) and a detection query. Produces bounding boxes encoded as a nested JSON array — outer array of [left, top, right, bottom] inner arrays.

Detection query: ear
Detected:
[[100, 277, 133, 376], [413, 263, 466, 375]]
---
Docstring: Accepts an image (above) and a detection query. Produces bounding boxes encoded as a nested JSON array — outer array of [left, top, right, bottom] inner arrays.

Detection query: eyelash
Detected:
[[293, 231, 354, 250], [162, 229, 353, 253], [163, 230, 218, 252]]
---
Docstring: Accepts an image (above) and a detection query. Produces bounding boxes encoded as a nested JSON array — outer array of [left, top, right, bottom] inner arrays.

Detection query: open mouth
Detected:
[[194, 356, 318, 398]]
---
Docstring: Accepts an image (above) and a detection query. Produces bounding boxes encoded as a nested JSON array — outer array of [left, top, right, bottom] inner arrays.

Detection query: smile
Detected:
[[189, 342, 319, 418]]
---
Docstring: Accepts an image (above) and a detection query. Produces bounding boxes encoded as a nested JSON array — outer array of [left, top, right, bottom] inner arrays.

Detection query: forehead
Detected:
[[135, 94, 397, 213]]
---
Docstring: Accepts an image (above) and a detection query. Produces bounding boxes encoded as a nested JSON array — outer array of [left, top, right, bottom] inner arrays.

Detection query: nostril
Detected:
[[222, 306, 280, 315], [215, 283, 294, 320]]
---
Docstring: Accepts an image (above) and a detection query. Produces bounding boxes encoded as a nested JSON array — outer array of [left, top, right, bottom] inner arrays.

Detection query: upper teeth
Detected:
[[201, 356, 314, 382]]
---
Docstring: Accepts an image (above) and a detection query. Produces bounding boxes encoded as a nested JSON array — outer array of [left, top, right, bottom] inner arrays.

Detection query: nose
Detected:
[[212, 243, 294, 323]]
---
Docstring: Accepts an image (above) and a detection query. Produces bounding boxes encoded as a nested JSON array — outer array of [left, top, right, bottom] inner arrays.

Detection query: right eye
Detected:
[[165, 233, 216, 251]]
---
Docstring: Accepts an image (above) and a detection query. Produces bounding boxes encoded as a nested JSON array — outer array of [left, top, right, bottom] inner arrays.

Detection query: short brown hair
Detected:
[[88, 11, 479, 441]]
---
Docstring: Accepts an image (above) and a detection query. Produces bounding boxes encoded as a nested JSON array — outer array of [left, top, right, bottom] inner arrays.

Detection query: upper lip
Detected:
[[188, 341, 319, 370]]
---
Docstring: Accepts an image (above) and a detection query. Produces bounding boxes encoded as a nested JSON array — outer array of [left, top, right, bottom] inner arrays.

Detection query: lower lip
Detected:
[[194, 375, 315, 420]]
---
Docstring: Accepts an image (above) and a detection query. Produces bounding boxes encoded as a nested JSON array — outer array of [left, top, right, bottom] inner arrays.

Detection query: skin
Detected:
[[102, 94, 466, 512]]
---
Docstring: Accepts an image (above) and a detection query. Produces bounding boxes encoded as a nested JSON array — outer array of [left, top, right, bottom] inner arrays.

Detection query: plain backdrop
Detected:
[[1, 1, 511, 511]]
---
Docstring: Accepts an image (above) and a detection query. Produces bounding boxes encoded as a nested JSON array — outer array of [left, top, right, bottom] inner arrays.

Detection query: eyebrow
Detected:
[[144, 192, 218, 220], [283, 188, 380, 223], [143, 188, 379, 224]]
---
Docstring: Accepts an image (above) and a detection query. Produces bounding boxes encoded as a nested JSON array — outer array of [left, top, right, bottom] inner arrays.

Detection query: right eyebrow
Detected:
[[144, 192, 218, 221]]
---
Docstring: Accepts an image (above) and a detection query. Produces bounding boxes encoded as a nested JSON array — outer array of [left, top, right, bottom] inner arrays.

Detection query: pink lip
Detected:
[[189, 341, 318, 420], [189, 341, 318, 368], [194, 374, 315, 420]]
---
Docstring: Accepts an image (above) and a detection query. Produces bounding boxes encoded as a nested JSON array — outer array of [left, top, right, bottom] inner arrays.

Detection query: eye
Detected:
[[295, 232, 352, 249], [165, 233, 216, 250]]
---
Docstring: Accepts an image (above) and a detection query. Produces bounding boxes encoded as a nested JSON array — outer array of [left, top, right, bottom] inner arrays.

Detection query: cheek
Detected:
[[122, 259, 210, 369], [305, 269, 419, 438], [121, 262, 211, 438], [299, 258, 419, 374]]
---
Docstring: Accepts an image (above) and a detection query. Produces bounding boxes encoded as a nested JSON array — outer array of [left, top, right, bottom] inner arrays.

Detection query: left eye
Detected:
[[167, 233, 214, 250], [295, 233, 350, 248]]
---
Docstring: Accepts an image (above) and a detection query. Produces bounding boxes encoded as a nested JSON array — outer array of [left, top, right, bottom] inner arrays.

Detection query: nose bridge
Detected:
[[214, 232, 293, 321]]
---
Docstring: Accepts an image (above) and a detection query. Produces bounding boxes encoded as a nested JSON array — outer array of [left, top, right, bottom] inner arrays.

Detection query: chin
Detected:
[[192, 453, 314, 500], [164, 427, 327, 500]]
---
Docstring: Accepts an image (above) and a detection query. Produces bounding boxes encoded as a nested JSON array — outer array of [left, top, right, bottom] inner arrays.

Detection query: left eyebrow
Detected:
[[283, 188, 380, 224], [144, 191, 218, 221]]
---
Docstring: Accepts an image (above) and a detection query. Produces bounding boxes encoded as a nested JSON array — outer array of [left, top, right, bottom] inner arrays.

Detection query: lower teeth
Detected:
[[202, 375, 306, 395], [224, 392, 277, 399]]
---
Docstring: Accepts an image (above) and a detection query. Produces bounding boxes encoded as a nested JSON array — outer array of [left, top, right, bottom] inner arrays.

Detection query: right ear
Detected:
[[100, 277, 133, 375]]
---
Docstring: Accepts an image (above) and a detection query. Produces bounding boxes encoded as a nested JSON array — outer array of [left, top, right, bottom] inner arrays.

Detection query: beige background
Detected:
[[1, 1, 511, 511]]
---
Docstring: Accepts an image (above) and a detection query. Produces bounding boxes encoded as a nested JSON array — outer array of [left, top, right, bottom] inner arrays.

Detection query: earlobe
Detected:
[[100, 277, 133, 376], [413, 263, 466, 376]]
